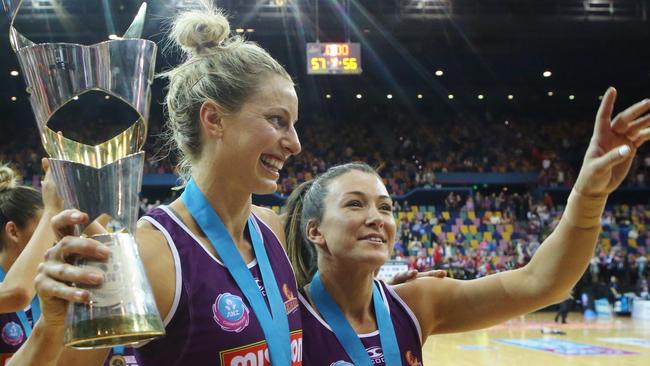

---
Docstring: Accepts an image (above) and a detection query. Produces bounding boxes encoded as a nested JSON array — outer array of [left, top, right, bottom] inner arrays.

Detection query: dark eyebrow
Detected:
[[343, 191, 392, 202]]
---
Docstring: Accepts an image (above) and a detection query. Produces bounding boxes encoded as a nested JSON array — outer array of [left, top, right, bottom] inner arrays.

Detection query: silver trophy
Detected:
[[5, 1, 164, 348]]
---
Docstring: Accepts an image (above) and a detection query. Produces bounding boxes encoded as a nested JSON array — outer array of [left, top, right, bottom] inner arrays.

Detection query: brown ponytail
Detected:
[[284, 181, 317, 289]]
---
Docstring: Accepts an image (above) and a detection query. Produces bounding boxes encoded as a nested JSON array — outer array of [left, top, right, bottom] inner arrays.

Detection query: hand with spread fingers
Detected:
[[574, 87, 650, 198], [35, 212, 109, 327]]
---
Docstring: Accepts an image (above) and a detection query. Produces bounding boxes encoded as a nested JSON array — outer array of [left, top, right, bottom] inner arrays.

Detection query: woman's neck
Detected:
[[312, 260, 378, 333]]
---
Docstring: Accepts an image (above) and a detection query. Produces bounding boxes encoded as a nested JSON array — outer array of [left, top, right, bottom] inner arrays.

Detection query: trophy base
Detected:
[[64, 313, 165, 349]]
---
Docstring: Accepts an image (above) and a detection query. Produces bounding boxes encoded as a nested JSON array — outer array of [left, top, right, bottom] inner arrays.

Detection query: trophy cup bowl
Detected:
[[5, 1, 165, 348]]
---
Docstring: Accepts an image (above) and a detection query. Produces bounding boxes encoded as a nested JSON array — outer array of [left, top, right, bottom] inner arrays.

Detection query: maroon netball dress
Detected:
[[299, 280, 423, 366], [133, 206, 302, 366]]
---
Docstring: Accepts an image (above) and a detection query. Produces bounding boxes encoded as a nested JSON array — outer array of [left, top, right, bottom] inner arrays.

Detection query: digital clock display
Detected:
[[306, 42, 362, 75]]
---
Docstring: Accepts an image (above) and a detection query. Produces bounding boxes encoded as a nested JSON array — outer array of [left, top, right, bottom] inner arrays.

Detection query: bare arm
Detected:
[[0, 160, 60, 310], [396, 88, 650, 337]]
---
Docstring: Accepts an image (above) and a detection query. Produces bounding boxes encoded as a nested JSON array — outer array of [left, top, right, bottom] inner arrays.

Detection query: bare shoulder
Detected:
[[136, 219, 165, 243], [251, 205, 287, 249]]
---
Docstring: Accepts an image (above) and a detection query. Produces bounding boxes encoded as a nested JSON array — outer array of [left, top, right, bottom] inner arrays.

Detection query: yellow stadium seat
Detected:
[[505, 224, 513, 233], [628, 238, 637, 248], [469, 225, 477, 234], [483, 232, 493, 241], [468, 211, 476, 220], [406, 212, 414, 221], [470, 240, 478, 249], [502, 231, 511, 241], [460, 225, 468, 234], [411, 205, 418, 212], [433, 225, 442, 235], [446, 232, 455, 242], [442, 211, 451, 220]]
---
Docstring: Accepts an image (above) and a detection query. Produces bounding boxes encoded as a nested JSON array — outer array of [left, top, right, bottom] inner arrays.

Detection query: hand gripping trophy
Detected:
[[4, 1, 164, 348]]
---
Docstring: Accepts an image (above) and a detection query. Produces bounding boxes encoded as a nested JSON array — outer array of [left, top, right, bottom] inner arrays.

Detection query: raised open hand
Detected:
[[574, 87, 650, 197]]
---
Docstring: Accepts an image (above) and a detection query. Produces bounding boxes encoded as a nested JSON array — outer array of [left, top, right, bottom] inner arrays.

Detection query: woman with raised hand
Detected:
[[0, 160, 59, 363], [284, 88, 650, 365], [9, 4, 302, 366]]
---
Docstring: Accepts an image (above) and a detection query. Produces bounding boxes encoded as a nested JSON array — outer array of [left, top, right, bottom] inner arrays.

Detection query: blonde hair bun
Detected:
[[0, 164, 18, 191], [171, 7, 232, 56]]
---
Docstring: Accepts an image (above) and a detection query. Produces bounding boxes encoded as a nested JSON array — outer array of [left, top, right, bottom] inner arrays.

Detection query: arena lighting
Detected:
[[10, 70, 19, 76], [417, 94, 423, 99], [547, 91, 554, 96], [356, 94, 362, 99], [10, 96, 16, 101], [543, 70, 552, 78], [235, 28, 245, 33], [435, 69, 444, 76], [246, 28, 255, 33], [448, 94, 454, 99], [569, 95, 576, 100], [325, 94, 331, 99], [105, 95, 111, 100], [108, 34, 119, 40], [507, 94, 514, 100], [387, 94, 393, 99], [73, 96, 79, 101], [478, 94, 484, 100]]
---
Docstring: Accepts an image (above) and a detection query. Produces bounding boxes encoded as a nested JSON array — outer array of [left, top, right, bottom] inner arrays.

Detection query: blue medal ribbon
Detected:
[[309, 271, 402, 366], [181, 179, 291, 364], [0, 268, 40, 338]]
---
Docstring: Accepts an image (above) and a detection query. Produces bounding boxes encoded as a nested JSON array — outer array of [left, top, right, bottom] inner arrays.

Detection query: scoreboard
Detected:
[[306, 42, 362, 75]]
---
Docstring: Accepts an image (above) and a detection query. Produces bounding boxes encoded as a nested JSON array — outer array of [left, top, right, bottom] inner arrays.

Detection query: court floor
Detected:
[[422, 312, 650, 365]]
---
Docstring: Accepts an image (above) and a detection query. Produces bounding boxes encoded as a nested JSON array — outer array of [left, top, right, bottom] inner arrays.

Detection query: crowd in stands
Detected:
[[3, 110, 649, 194], [390, 189, 649, 298]]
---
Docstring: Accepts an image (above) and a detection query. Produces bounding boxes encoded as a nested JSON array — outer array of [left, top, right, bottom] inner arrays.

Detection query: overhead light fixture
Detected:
[[108, 34, 119, 40], [235, 28, 245, 33], [325, 94, 331, 99], [386, 94, 393, 99], [448, 94, 454, 99], [356, 94, 362, 99], [10, 70, 19, 76], [10, 96, 17, 101], [547, 91, 554, 97], [73, 96, 79, 101], [569, 95, 575, 100], [435, 69, 444, 77], [507, 94, 514, 100], [246, 28, 255, 33], [478, 94, 484, 100], [417, 94, 423, 99], [543, 70, 552, 78]]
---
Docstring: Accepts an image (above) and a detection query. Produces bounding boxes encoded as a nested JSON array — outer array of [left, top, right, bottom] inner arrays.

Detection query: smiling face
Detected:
[[310, 170, 396, 269], [215, 74, 301, 194]]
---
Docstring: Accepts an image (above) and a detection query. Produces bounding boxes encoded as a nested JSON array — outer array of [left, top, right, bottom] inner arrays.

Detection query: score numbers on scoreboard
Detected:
[[306, 42, 362, 75]]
